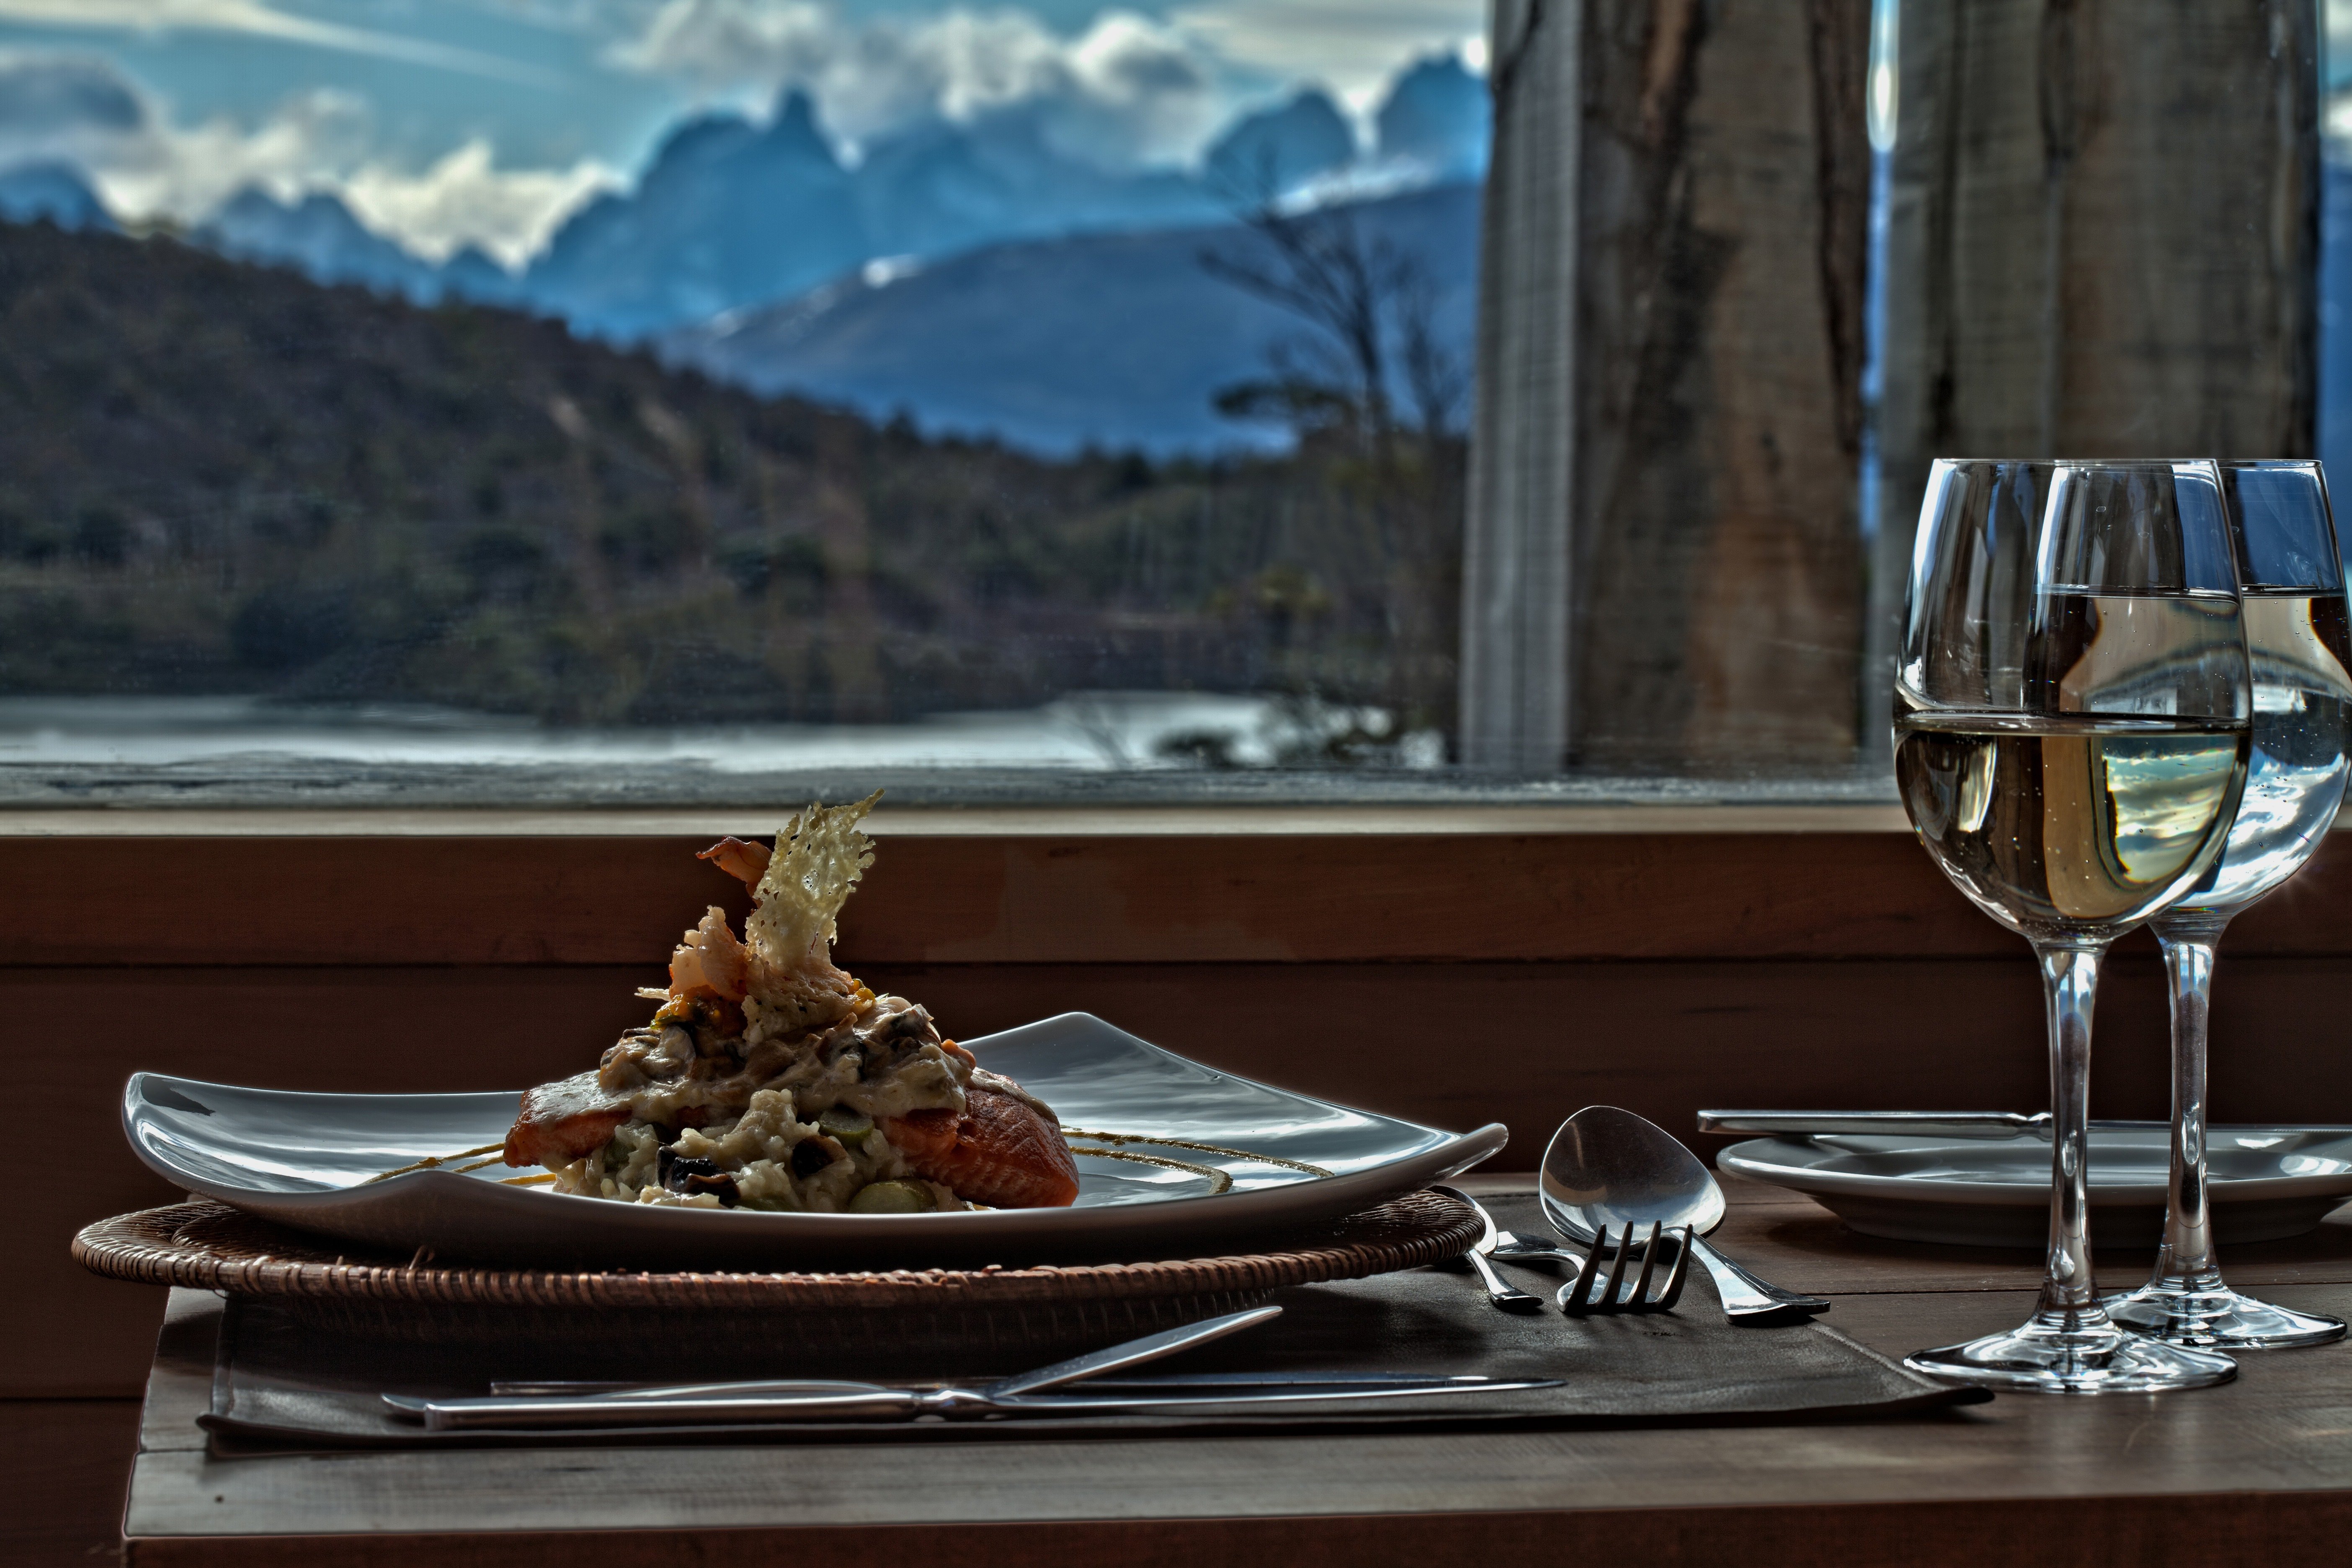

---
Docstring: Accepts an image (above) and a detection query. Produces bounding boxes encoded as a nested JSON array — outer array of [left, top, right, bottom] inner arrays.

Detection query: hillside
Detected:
[[667, 182, 1481, 456], [0, 220, 1462, 733]]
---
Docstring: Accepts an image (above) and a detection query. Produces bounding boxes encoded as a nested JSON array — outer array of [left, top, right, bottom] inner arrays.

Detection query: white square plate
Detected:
[[124, 1012, 1505, 1268], [1718, 1127, 2352, 1248]]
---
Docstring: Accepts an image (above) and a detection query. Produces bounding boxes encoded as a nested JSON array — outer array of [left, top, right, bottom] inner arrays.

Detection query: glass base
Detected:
[[2104, 1279, 2348, 1350], [1905, 1314, 2238, 1393]]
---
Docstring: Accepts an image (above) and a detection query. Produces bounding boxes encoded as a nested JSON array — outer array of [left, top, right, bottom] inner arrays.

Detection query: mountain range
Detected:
[[1, 55, 1489, 455], [664, 180, 1481, 456], [192, 54, 1489, 341]]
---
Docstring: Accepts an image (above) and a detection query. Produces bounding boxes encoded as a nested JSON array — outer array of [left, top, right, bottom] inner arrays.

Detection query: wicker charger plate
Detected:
[[76, 1190, 1480, 1362]]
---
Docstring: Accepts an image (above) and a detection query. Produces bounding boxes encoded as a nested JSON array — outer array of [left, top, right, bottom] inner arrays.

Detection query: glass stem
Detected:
[[2152, 920, 2229, 1288], [2032, 941, 2108, 1326]]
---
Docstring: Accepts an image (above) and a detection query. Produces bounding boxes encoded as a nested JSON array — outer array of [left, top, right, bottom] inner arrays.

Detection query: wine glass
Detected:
[[1894, 458, 2249, 1393], [2103, 461, 2352, 1350]]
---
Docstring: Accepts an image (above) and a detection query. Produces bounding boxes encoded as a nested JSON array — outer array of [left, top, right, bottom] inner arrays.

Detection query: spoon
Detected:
[[1534, 1106, 1831, 1325]]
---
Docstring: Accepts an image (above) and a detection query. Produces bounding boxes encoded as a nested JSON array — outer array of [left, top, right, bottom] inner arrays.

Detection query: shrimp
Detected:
[[668, 906, 750, 1002], [696, 836, 771, 892]]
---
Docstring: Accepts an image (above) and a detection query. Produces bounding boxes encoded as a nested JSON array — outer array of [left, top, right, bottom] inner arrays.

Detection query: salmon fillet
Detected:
[[503, 1071, 632, 1168], [885, 1086, 1081, 1209]]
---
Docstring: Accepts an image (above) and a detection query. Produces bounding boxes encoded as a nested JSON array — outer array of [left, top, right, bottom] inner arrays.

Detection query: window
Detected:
[[0, 2, 2324, 806]]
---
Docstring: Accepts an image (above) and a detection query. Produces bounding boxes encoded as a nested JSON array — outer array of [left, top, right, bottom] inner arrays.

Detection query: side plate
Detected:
[[1718, 1127, 2352, 1248]]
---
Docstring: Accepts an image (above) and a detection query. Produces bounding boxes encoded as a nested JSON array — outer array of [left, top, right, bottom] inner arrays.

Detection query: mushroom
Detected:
[[655, 1149, 740, 1206], [790, 1135, 848, 1178]]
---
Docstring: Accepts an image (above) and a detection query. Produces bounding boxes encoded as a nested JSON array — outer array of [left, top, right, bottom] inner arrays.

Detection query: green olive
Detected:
[[847, 1179, 930, 1214], [818, 1105, 876, 1146]]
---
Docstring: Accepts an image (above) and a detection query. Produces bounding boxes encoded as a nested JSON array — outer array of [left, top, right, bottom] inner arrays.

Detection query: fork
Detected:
[[1557, 1221, 1692, 1315]]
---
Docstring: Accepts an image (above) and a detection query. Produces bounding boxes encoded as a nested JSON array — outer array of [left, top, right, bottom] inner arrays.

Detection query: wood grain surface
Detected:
[[1570, 0, 1875, 769], [109, 1179, 2352, 1567], [1866, 0, 2320, 685], [0, 1400, 141, 1568], [10, 830, 2352, 965]]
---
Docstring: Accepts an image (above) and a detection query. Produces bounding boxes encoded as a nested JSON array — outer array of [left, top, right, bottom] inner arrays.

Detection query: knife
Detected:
[[488, 1370, 1478, 1398], [1697, 1110, 2352, 1141], [1698, 1110, 2056, 1140], [392, 1305, 1289, 1430], [389, 1373, 1567, 1431]]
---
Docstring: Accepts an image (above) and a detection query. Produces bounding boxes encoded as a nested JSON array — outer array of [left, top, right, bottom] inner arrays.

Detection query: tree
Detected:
[[1199, 186, 1469, 748]]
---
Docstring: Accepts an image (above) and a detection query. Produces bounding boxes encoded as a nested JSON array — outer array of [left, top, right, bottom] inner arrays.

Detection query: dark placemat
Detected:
[[200, 1197, 1983, 1452]]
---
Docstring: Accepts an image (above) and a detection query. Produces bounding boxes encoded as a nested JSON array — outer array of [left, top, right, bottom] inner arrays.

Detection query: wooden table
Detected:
[[116, 1176, 2352, 1566]]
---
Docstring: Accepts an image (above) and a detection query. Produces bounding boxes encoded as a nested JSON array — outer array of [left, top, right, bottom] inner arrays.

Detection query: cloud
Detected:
[[1170, 0, 1482, 112], [0, 50, 143, 139], [613, 0, 1224, 163], [0, 0, 565, 85], [342, 140, 618, 266], [0, 51, 609, 263]]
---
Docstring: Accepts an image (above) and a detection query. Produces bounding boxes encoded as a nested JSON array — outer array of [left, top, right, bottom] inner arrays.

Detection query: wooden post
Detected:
[[1462, 0, 1874, 771], [1866, 0, 2320, 728], [1461, 0, 1581, 772]]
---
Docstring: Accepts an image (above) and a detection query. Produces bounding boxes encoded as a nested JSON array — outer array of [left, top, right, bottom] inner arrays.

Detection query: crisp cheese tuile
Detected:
[[744, 792, 879, 1028]]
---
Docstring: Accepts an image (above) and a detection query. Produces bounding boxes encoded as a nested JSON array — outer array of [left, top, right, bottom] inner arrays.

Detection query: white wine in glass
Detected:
[[1895, 459, 2249, 1394]]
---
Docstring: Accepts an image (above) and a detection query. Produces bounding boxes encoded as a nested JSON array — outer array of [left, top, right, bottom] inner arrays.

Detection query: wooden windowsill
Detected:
[[0, 802, 1917, 837], [3, 810, 2348, 964]]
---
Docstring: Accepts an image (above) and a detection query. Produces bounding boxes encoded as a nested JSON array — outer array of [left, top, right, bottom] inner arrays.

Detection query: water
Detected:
[[2163, 591, 2352, 917], [0, 693, 1439, 773]]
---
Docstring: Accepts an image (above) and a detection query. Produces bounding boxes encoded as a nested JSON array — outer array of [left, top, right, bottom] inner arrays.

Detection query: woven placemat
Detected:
[[77, 1190, 1481, 1357]]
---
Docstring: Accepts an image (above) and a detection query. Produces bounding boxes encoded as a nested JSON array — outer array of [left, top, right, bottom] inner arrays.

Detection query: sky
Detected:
[[0, 0, 1483, 266]]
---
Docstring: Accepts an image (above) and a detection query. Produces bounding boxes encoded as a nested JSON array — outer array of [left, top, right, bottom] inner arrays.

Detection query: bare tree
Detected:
[[1197, 177, 1471, 749]]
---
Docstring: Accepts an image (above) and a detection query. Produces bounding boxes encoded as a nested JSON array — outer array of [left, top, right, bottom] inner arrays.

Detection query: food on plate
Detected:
[[503, 793, 1080, 1212]]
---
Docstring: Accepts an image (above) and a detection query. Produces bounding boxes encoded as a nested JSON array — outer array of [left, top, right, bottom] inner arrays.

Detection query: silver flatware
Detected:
[[1700, 1109, 2055, 1140], [387, 1377, 1563, 1432], [1543, 1106, 1831, 1325], [392, 1305, 1284, 1431], [1431, 1184, 1546, 1314], [1490, 1229, 1588, 1264], [487, 1370, 1473, 1398], [1697, 1110, 2352, 1142], [1556, 1220, 1691, 1315], [389, 1309, 1568, 1431], [390, 1371, 1563, 1431]]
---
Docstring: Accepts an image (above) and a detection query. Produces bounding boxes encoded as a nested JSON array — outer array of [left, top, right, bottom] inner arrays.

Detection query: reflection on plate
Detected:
[[124, 1012, 1504, 1269], [1718, 1127, 2352, 1248]]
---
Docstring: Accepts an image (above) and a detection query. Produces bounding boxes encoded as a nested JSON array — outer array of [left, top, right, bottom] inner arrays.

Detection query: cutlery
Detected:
[[392, 1305, 1283, 1429], [1542, 1106, 1831, 1325], [1700, 1109, 2055, 1140], [489, 1370, 1484, 1398], [388, 1307, 1569, 1431], [1697, 1110, 2352, 1142], [1555, 1220, 1691, 1316], [1488, 1230, 1593, 1264], [1430, 1183, 1546, 1314], [388, 1374, 1566, 1431]]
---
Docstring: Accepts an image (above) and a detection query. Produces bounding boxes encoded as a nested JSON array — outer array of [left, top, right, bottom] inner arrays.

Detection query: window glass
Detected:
[[0, 1, 1542, 802], [2325, 0, 2352, 497], [38, 4, 2309, 807]]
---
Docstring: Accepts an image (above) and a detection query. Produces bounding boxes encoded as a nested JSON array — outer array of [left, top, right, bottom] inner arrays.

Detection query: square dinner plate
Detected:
[[124, 1012, 1505, 1269]]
